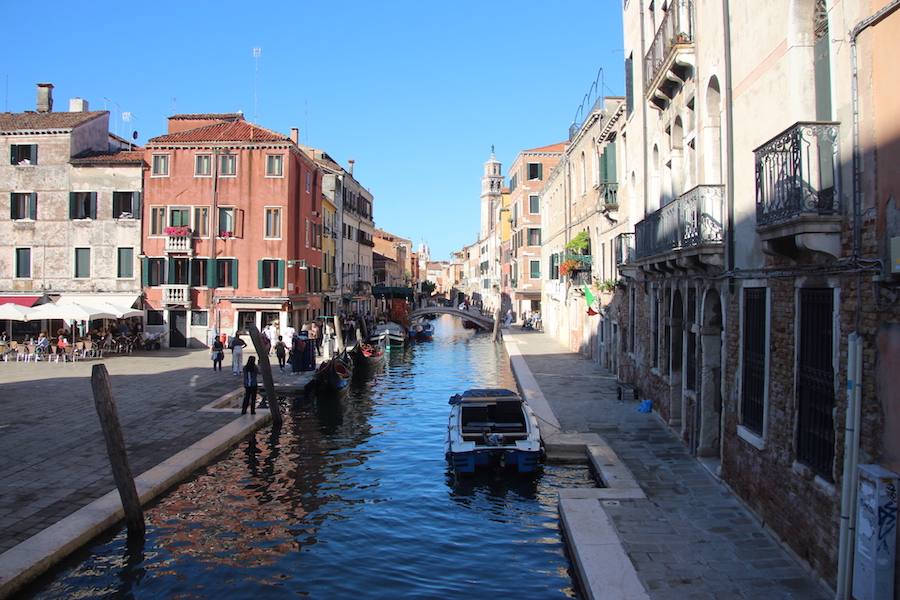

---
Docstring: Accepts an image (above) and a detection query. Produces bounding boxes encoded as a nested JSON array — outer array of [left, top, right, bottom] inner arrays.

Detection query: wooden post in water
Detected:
[[90, 364, 145, 539], [492, 307, 502, 342], [334, 314, 345, 353], [248, 323, 283, 427]]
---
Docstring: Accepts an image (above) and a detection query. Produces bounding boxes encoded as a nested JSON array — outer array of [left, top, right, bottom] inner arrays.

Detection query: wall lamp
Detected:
[[287, 259, 308, 269]]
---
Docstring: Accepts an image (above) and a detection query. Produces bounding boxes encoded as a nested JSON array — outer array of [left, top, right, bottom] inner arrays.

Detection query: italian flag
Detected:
[[584, 285, 598, 315]]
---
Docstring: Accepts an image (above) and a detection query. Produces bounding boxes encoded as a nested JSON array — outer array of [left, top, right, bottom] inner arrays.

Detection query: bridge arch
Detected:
[[409, 307, 494, 329]]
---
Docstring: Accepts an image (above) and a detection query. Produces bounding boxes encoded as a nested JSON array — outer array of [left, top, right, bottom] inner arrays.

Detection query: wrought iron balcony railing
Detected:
[[615, 232, 635, 265], [644, 0, 694, 94], [599, 183, 619, 207], [635, 184, 724, 260], [754, 122, 841, 226]]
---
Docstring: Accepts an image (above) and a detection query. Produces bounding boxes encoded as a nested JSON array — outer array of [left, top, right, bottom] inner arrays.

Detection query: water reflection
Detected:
[[22, 317, 583, 600]]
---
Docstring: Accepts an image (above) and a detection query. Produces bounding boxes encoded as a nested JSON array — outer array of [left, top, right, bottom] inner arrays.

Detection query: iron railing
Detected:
[[600, 183, 619, 206], [644, 0, 694, 92], [615, 232, 635, 265], [754, 122, 841, 226], [635, 184, 724, 260]]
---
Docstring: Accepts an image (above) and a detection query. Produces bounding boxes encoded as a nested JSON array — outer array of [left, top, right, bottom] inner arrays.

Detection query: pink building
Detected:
[[142, 114, 322, 346]]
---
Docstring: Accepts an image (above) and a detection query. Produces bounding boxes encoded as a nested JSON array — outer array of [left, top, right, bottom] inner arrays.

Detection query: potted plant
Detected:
[[219, 231, 233, 239], [565, 231, 590, 253], [559, 258, 579, 276], [164, 225, 192, 237]]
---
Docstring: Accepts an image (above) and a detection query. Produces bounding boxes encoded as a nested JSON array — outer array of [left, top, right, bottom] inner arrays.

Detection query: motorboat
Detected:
[[408, 321, 434, 341], [370, 321, 408, 348], [445, 388, 544, 473]]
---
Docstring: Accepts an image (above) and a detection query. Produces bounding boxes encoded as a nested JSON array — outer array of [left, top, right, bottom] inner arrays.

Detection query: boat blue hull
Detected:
[[447, 449, 543, 473]]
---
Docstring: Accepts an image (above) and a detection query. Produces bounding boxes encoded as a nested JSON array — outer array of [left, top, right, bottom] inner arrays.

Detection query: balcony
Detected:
[[164, 235, 194, 256], [644, 0, 695, 109], [754, 122, 842, 260], [615, 232, 635, 266], [635, 184, 724, 270], [161, 284, 191, 307]]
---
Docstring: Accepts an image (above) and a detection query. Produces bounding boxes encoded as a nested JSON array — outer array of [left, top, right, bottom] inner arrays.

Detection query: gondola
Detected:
[[349, 339, 386, 370], [306, 352, 353, 392]]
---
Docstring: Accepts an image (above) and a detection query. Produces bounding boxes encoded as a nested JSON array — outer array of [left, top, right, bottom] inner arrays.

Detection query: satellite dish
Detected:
[[133, 131, 138, 140]]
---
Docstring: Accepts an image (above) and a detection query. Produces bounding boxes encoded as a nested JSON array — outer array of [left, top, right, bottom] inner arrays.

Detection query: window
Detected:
[[265, 207, 281, 238], [259, 259, 284, 289], [219, 154, 236, 176], [191, 311, 208, 326], [151, 154, 169, 176], [266, 154, 283, 176], [147, 310, 164, 325], [150, 207, 166, 235], [117, 248, 134, 278], [529, 195, 540, 214], [169, 208, 190, 227], [74, 248, 91, 278], [191, 258, 210, 287], [168, 257, 190, 284], [549, 253, 559, 280], [11, 144, 37, 165], [146, 258, 166, 286], [15, 248, 31, 278], [219, 207, 235, 237], [527, 228, 542, 246], [625, 57, 634, 117], [195, 154, 212, 176], [69, 192, 97, 219], [10, 193, 37, 220], [216, 258, 237, 287], [113, 192, 140, 218], [529, 260, 541, 279], [306, 170, 312, 192], [741, 288, 767, 435], [797, 288, 835, 480], [193, 207, 209, 237], [527, 162, 543, 181]]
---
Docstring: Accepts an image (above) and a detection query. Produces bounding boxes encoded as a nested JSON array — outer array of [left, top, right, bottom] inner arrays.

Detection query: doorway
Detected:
[[169, 310, 187, 348]]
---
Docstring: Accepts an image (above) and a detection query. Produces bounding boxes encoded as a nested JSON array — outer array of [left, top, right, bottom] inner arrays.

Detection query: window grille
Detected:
[[741, 288, 766, 434], [797, 288, 835, 480]]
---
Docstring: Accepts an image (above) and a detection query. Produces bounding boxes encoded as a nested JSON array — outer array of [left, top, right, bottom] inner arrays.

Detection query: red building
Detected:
[[141, 114, 322, 347]]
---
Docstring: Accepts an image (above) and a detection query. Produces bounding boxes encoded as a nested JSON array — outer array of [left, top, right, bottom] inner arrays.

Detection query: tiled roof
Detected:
[[169, 113, 243, 121], [0, 111, 107, 132], [524, 142, 567, 154], [148, 120, 291, 144], [70, 150, 146, 165]]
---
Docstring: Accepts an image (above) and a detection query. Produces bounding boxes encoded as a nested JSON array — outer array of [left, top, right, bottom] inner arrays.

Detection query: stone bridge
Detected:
[[409, 306, 494, 330]]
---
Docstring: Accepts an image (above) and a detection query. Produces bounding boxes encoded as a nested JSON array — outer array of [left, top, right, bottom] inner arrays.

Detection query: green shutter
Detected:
[[277, 260, 285, 289], [607, 142, 617, 184], [29, 193, 37, 219], [537, 163, 543, 180], [30, 145, 38, 165], [89, 192, 98, 219], [142, 257, 149, 287], [208, 259, 218, 288], [167, 258, 176, 284], [69, 192, 77, 218], [232, 259, 239, 288], [258, 260, 265, 289], [133, 191, 141, 215]]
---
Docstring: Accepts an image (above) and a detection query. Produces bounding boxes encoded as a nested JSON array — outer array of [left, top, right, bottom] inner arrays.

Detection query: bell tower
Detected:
[[480, 147, 503, 240]]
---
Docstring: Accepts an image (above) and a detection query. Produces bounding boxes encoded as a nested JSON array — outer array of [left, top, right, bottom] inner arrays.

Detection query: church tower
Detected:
[[480, 148, 503, 240]]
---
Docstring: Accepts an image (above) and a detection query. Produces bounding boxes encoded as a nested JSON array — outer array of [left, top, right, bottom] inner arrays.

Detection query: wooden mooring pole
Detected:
[[248, 323, 284, 427], [90, 364, 145, 539]]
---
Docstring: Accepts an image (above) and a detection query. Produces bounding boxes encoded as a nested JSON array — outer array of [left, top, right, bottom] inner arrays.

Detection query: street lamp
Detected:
[[287, 259, 308, 270]]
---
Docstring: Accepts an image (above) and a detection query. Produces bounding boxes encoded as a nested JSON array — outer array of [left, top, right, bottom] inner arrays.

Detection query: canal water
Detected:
[[21, 316, 589, 599]]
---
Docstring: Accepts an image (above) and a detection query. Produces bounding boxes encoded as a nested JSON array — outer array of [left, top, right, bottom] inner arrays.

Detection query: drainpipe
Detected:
[[836, 5, 900, 598], [721, 0, 735, 294]]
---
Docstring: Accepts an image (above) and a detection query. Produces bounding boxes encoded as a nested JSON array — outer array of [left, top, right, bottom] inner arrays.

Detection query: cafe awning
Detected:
[[0, 295, 43, 307], [56, 293, 141, 308]]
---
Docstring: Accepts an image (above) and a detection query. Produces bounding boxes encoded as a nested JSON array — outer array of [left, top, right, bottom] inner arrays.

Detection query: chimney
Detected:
[[347, 159, 355, 176], [69, 98, 89, 112], [291, 127, 298, 143], [36, 83, 54, 113]]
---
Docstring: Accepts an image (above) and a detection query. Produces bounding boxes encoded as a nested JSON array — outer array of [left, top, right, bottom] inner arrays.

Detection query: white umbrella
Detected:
[[32, 302, 118, 321], [92, 302, 143, 319], [0, 303, 37, 321]]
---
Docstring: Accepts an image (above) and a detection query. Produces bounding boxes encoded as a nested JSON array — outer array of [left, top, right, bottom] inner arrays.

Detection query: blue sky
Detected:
[[3, 1, 624, 261]]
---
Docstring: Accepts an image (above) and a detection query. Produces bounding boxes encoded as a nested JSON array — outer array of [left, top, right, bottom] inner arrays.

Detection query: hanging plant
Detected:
[[559, 258, 579, 276], [219, 231, 233, 239]]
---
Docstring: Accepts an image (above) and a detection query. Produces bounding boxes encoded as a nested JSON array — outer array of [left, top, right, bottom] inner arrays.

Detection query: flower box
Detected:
[[164, 226, 192, 237]]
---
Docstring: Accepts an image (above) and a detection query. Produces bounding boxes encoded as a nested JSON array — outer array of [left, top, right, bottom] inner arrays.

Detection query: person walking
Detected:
[[241, 356, 260, 415], [289, 334, 306, 374], [210, 336, 225, 371], [229, 333, 246, 375], [274, 335, 288, 371]]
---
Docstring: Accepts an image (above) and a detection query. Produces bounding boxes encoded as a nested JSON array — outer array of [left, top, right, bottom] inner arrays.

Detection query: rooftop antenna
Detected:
[[253, 47, 262, 123]]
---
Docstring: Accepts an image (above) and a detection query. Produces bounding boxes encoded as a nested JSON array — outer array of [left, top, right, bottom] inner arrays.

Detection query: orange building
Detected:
[[141, 114, 322, 347]]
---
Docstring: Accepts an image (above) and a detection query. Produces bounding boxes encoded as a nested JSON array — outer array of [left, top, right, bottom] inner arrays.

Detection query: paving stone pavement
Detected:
[[0, 345, 311, 557], [503, 328, 832, 600]]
